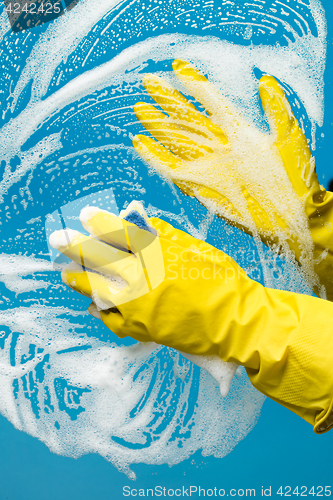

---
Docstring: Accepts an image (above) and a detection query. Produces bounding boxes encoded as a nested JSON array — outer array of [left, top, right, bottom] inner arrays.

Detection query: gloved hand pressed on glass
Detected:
[[50, 207, 333, 434], [132, 60, 333, 300]]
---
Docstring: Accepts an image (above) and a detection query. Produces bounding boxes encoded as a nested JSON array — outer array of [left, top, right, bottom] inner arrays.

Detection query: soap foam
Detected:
[[181, 352, 238, 398], [0, 286, 263, 479]]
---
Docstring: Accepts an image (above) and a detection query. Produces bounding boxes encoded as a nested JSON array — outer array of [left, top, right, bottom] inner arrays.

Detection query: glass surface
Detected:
[[0, 1, 332, 498]]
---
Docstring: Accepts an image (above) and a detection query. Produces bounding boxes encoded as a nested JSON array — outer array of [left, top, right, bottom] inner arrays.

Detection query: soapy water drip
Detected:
[[0, 0, 326, 478]]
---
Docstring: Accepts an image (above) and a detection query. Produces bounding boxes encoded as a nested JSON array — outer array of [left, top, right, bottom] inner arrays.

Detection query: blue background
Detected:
[[1, 1, 333, 499]]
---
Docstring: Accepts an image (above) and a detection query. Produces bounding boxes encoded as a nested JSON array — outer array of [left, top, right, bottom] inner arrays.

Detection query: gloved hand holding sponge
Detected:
[[50, 201, 333, 434], [49, 61, 333, 433]]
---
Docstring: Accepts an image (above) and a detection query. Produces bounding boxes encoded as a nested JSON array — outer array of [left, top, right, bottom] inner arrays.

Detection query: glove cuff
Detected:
[[243, 292, 333, 433]]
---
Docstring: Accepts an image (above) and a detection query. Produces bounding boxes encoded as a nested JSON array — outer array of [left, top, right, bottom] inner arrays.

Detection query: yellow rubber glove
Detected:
[[50, 208, 333, 433], [133, 60, 333, 300]]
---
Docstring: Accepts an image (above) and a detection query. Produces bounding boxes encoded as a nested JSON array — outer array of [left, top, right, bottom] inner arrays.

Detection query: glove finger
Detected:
[[133, 133, 180, 173], [259, 75, 299, 142], [142, 74, 228, 145], [88, 302, 121, 335], [49, 229, 135, 281], [62, 256, 153, 308], [80, 207, 129, 251], [79, 207, 164, 299], [132, 134, 246, 228], [99, 308, 126, 338], [197, 185, 245, 225], [180, 182, 250, 232], [241, 187, 306, 258], [88, 302, 102, 319], [134, 102, 213, 160], [241, 187, 275, 233], [62, 263, 127, 310], [172, 59, 247, 133], [133, 132, 250, 233], [79, 206, 157, 255], [132, 134, 196, 198], [259, 75, 320, 198]]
